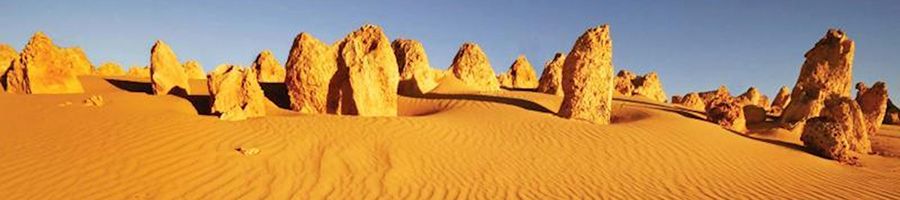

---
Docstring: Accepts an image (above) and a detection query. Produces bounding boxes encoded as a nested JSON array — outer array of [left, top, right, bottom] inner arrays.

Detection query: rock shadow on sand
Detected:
[[410, 93, 553, 113], [105, 78, 211, 115]]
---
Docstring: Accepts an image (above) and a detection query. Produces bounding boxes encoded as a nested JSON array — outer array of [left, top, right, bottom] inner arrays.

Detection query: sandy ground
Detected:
[[0, 76, 898, 199]]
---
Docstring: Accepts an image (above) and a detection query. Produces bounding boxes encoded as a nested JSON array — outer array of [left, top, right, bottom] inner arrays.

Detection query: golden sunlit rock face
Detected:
[[818, 96, 871, 154], [0, 44, 17, 92], [6, 32, 84, 94], [802, 117, 858, 164], [782, 29, 855, 124], [707, 98, 747, 132], [183, 60, 206, 79], [285, 32, 337, 114], [536, 53, 566, 96], [736, 87, 769, 109], [94, 62, 125, 76], [614, 70, 667, 103], [150, 40, 190, 95], [497, 55, 538, 89], [448, 43, 500, 91], [207, 64, 266, 121], [769, 86, 792, 115], [558, 25, 614, 124], [392, 39, 442, 95], [855, 82, 888, 136], [127, 65, 150, 78], [61, 47, 93, 76], [673, 92, 706, 111], [334, 24, 400, 116], [251, 50, 285, 82]]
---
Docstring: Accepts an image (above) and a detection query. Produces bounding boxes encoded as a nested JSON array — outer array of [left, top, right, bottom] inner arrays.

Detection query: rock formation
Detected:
[[744, 105, 767, 124], [61, 47, 93, 76], [801, 117, 858, 164], [183, 60, 206, 79], [614, 70, 667, 102], [285, 32, 337, 114], [251, 50, 286, 82], [150, 40, 190, 95], [207, 64, 266, 121], [333, 24, 400, 116], [781, 29, 855, 124], [536, 53, 566, 95], [698, 85, 732, 108], [497, 55, 539, 89], [819, 96, 871, 154], [448, 43, 499, 91], [94, 62, 125, 76], [392, 39, 443, 95], [885, 99, 899, 125], [855, 82, 888, 136], [82, 95, 104, 107], [706, 98, 747, 132], [558, 25, 614, 124], [614, 70, 636, 96], [127, 66, 150, 78], [675, 92, 705, 111], [736, 87, 768, 109], [0, 44, 17, 91], [5, 32, 83, 94], [770, 86, 791, 114]]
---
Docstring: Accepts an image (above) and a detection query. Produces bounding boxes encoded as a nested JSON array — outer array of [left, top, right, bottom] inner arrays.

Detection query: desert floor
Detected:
[[0, 76, 898, 199]]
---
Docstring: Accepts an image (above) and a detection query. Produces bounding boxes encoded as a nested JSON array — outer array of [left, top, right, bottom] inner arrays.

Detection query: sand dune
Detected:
[[0, 76, 898, 199]]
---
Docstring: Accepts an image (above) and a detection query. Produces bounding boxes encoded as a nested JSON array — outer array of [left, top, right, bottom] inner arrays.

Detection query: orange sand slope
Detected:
[[0, 76, 898, 199]]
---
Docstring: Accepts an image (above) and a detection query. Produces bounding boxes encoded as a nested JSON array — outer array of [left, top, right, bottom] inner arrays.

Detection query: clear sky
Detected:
[[1, 0, 897, 100]]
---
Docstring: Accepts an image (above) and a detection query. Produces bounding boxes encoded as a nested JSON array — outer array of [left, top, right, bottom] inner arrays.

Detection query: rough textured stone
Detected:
[[251, 50, 285, 82], [150, 40, 190, 95], [633, 72, 666, 102], [820, 96, 871, 154], [698, 85, 732, 108], [885, 99, 899, 125], [183, 60, 206, 79], [801, 116, 858, 164], [770, 86, 792, 114], [94, 62, 125, 76], [744, 105, 767, 124], [614, 70, 636, 96], [0, 44, 18, 92], [497, 55, 538, 89], [782, 29, 855, 124], [558, 25, 614, 124], [855, 82, 888, 136], [615, 70, 667, 103], [61, 47, 93, 76], [736, 87, 769, 108], [285, 32, 337, 114], [780, 87, 826, 125], [127, 66, 150, 78], [448, 43, 500, 91], [392, 39, 442, 95], [207, 64, 266, 121], [334, 24, 400, 116], [82, 95, 104, 107], [706, 98, 747, 132], [676, 92, 705, 111], [536, 53, 566, 95], [5, 32, 83, 94]]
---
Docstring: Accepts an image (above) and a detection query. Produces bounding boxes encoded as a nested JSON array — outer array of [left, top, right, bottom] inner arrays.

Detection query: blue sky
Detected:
[[1, 0, 897, 100]]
